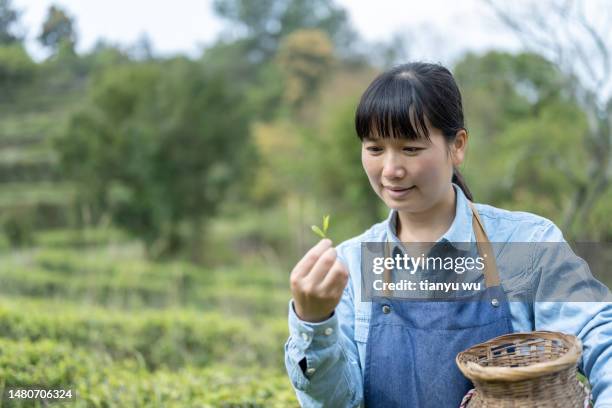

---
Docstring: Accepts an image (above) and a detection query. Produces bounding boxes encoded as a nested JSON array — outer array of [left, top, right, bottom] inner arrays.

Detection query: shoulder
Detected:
[[473, 202, 565, 242]]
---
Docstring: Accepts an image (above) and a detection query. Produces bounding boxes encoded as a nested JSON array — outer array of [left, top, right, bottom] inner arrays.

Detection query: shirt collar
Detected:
[[385, 183, 475, 247]]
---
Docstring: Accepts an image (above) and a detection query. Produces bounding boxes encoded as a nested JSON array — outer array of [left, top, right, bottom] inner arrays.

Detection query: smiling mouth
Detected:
[[385, 186, 415, 191]]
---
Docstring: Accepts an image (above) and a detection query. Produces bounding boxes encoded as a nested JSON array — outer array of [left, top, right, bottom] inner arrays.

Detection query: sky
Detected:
[[12, 0, 524, 63]]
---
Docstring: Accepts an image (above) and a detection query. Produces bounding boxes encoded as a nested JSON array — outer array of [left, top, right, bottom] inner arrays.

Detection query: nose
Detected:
[[381, 152, 406, 180]]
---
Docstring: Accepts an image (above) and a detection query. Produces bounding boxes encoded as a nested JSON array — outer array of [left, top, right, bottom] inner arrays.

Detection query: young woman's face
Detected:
[[361, 126, 463, 214]]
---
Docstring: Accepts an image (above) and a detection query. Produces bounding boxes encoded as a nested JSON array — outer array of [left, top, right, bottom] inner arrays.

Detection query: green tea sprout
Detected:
[[311, 214, 330, 239]]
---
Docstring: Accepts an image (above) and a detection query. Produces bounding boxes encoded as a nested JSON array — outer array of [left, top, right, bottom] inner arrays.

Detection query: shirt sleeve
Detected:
[[284, 247, 363, 407], [532, 222, 612, 407]]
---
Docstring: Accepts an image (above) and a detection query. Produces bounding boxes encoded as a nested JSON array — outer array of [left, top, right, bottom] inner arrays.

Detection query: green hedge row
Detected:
[[0, 232, 298, 406], [0, 299, 289, 371], [0, 338, 298, 407], [0, 247, 290, 313]]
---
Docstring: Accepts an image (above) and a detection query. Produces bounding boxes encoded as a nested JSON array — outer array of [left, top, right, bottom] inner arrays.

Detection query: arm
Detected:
[[533, 223, 612, 407], [284, 244, 363, 407]]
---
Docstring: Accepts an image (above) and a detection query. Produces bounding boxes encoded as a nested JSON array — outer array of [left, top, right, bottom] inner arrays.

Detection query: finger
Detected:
[[321, 259, 349, 295], [306, 246, 337, 284], [291, 239, 333, 279]]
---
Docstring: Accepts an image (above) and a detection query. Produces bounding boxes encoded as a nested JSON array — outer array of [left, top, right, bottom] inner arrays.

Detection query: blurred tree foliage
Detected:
[[483, 0, 612, 240], [313, 98, 383, 225], [203, 0, 355, 122], [201, 0, 359, 257], [2, 0, 609, 261], [38, 5, 77, 55], [213, 0, 353, 63], [0, 0, 32, 97], [0, 43, 35, 88], [55, 59, 253, 260], [81, 40, 131, 72], [47, 0, 359, 261], [276, 29, 334, 107], [0, 0, 21, 45], [453, 51, 611, 239]]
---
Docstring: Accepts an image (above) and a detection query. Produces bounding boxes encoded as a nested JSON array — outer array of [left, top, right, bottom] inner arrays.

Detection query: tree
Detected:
[[55, 60, 253, 261], [82, 40, 130, 72], [130, 34, 154, 61], [203, 0, 354, 121], [483, 0, 611, 237], [314, 98, 384, 229], [0, 0, 21, 44], [453, 51, 606, 237], [213, 0, 354, 63], [38, 5, 77, 54], [276, 29, 334, 107], [0, 43, 35, 92]]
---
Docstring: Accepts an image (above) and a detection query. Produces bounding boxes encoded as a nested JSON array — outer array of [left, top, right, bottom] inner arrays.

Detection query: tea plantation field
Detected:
[[0, 229, 299, 407]]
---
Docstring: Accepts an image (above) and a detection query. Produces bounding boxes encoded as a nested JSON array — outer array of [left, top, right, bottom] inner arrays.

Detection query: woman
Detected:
[[284, 62, 612, 407]]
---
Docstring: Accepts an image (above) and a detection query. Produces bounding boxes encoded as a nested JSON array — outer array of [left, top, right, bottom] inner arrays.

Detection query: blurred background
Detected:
[[0, 0, 610, 406]]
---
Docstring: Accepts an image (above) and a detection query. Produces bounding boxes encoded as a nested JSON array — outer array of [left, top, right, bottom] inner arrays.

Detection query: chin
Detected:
[[396, 205, 418, 213], [387, 197, 431, 213], [385, 200, 416, 212]]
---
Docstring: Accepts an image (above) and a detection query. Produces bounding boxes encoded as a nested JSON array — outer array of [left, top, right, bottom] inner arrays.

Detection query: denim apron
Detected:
[[363, 202, 514, 408]]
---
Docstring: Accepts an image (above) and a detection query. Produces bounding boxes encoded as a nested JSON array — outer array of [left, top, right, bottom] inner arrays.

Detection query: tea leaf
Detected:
[[311, 225, 326, 239], [323, 215, 330, 234]]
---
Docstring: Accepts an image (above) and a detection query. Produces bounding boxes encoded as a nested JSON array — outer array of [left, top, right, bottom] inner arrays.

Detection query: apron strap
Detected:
[[468, 201, 500, 288], [382, 200, 502, 296]]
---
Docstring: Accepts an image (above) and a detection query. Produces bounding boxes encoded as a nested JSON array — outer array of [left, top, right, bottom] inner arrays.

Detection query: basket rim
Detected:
[[456, 331, 582, 382]]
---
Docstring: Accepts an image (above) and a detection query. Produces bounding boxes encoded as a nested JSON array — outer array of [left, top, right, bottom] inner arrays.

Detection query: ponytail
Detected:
[[452, 167, 473, 202]]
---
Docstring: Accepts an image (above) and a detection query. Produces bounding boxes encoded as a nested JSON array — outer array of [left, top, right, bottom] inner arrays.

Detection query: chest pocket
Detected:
[[497, 248, 535, 300], [354, 316, 370, 343]]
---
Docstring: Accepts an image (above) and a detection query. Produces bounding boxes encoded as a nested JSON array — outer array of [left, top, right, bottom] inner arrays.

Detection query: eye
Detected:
[[403, 147, 423, 154], [366, 146, 383, 153]]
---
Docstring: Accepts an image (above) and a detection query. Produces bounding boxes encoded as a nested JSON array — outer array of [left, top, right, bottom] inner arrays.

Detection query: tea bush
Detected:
[[0, 233, 298, 406], [0, 338, 298, 407]]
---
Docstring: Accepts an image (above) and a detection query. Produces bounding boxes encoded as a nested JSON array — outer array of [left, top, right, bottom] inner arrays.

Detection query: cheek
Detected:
[[361, 153, 382, 191], [413, 152, 450, 183], [361, 152, 377, 178]]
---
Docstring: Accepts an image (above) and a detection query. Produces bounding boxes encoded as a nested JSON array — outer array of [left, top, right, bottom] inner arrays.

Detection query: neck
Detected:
[[396, 185, 457, 243]]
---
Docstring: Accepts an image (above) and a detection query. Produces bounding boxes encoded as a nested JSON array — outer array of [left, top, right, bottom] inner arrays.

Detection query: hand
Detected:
[[290, 239, 349, 322]]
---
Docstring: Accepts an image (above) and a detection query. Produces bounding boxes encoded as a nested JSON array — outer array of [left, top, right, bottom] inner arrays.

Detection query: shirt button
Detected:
[[301, 332, 310, 342], [491, 298, 500, 307], [306, 367, 316, 376], [382, 305, 391, 314], [324, 327, 334, 336]]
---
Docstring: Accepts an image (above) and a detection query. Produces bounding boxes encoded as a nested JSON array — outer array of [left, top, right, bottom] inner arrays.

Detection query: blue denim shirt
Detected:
[[284, 184, 612, 407]]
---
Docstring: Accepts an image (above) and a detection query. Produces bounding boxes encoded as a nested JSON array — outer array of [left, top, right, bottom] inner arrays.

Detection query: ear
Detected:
[[450, 129, 468, 166]]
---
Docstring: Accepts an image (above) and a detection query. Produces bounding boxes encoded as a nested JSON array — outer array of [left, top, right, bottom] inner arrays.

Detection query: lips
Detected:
[[383, 185, 415, 199], [385, 186, 415, 191]]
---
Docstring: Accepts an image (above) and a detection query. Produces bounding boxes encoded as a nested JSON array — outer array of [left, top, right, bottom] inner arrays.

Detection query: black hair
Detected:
[[355, 62, 473, 201]]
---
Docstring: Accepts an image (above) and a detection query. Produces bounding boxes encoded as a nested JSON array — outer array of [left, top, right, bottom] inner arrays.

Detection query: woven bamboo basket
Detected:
[[456, 331, 590, 407]]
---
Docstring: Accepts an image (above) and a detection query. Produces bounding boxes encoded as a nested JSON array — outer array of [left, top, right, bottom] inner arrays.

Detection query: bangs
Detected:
[[355, 73, 430, 141]]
